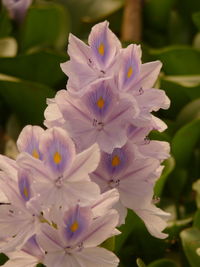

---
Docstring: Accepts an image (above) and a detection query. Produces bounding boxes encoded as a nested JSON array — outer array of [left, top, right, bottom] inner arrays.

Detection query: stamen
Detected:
[[98, 43, 104, 56], [53, 152, 62, 164], [112, 155, 120, 167], [109, 179, 120, 188], [70, 221, 79, 232], [127, 66, 133, 78]]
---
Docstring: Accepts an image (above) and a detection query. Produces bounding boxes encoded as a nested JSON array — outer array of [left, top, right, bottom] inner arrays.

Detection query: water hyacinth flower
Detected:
[[17, 125, 44, 160], [49, 80, 139, 153], [37, 193, 120, 267], [61, 21, 121, 96], [3, 235, 44, 267], [2, 0, 32, 22], [17, 126, 101, 208], [90, 141, 170, 238], [117, 43, 162, 93]]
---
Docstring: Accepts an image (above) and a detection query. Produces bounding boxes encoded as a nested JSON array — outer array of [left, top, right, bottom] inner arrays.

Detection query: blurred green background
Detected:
[[0, 0, 200, 266]]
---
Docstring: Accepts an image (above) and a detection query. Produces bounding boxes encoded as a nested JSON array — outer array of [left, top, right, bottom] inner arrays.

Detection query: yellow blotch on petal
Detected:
[[97, 97, 105, 109], [32, 149, 39, 159], [23, 187, 29, 199], [112, 155, 120, 167], [98, 43, 105, 56], [127, 66, 133, 78], [53, 152, 62, 164], [70, 221, 79, 232]]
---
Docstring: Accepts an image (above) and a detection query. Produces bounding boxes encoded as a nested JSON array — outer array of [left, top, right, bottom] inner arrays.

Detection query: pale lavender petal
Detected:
[[114, 201, 127, 226], [88, 21, 121, 70], [63, 181, 101, 207], [75, 247, 119, 267], [83, 81, 115, 119], [22, 235, 44, 260], [136, 88, 170, 112], [151, 115, 168, 132], [131, 60, 162, 91], [39, 127, 76, 176], [139, 141, 170, 161], [83, 210, 119, 247], [62, 205, 92, 245], [18, 169, 32, 202], [127, 124, 151, 143], [44, 100, 66, 129], [67, 33, 91, 63], [0, 155, 18, 181], [134, 205, 170, 239], [65, 143, 100, 182], [91, 189, 119, 218], [17, 152, 51, 181], [61, 60, 98, 95], [37, 225, 65, 252], [118, 44, 141, 91], [4, 251, 39, 267], [0, 221, 36, 253], [17, 125, 44, 160]]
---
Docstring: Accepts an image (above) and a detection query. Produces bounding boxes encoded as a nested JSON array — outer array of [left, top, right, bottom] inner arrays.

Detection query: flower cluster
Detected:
[[0, 21, 170, 266]]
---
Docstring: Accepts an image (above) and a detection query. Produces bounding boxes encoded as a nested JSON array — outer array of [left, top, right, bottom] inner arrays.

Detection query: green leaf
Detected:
[[167, 167, 188, 201], [193, 12, 200, 31], [193, 210, 200, 229], [159, 79, 190, 120], [176, 98, 200, 128], [147, 258, 178, 267], [144, 0, 175, 31], [180, 228, 200, 267], [21, 2, 70, 51], [59, 0, 123, 34], [115, 209, 136, 252], [101, 237, 115, 252], [167, 217, 193, 239], [171, 119, 200, 166], [151, 47, 200, 75], [136, 258, 147, 267], [0, 51, 67, 87], [168, 11, 190, 45], [0, 8, 12, 38], [192, 180, 200, 209], [0, 253, 8, 265], [154, 157, 175, 197], [0, 80, 54, 125]]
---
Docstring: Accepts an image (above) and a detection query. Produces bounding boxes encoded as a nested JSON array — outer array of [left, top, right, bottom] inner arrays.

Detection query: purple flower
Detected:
[[37, 192, 120, 267], [17, 127, 101, 208], [61, 21, 121, 96], [2, 0, 32, 22], [4, 235, 44, 267], [90, 141, 170, 238], [48, 80, 139, 153]]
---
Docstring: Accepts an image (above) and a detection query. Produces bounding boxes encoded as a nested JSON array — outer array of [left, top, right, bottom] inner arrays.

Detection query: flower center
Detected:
[[108, 178, 120, 188], [23, 187, 29, 199], [32, 149, 39, 159], [96, 97, 105, 109], [70, 221, 79, 233], [93, 119, 104, 131], [98, 43, 105, 56], [53, 152, 62, 164], [127, 66, 133, 78], [111, 155, 120, 167]]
